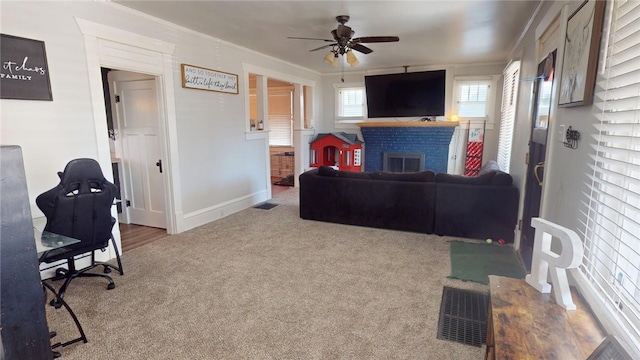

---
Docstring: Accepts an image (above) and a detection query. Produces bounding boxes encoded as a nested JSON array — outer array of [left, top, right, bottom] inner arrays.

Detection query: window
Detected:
[[578, 0, 640, 354], [457, 82, 490, 117], [496, 61, 521, 172], [334, 83, 365, 123], [452, 76, 498, 129]]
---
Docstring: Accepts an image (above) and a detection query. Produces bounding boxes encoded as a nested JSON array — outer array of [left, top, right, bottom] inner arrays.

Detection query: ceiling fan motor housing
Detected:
[[336, 15, 350, 24]]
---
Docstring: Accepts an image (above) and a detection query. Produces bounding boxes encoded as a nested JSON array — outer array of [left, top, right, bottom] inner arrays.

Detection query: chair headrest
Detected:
[[58, 158, 109, 194]]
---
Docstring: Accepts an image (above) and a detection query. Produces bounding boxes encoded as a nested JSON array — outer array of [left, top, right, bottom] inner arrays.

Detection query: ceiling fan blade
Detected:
[[350, 43, 373, 54], [287, 36, 335, 42], [352, 36, 400, 43], [309, 44, 336, 52]]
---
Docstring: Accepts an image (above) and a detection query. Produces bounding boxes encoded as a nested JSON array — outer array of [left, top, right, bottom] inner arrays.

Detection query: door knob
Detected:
[[534, 161, 544, 186], [155, 159, 163, 173]]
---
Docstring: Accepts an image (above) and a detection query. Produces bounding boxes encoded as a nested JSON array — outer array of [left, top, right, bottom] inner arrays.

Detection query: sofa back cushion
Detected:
[[491, 171, 513, 186], [478, 160, 501, 175], [435, 170, 513, 186], [369, 170, 435, 182], [435, 172, 496, 185], [317, 166, 371, 179]]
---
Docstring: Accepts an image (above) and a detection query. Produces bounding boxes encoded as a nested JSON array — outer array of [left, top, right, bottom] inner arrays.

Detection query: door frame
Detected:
[[513, 2, 568, 251], [76, 18, 181, 239], [519, 62, 552, 269], [243, 64, 317, 200]]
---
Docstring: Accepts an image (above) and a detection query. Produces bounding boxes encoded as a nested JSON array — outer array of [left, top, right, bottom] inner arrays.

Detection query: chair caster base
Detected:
[[49, 299, 62, 309]]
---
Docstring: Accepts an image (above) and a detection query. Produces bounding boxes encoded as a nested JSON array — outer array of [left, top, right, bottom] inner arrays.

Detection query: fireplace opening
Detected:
[[383, 152, 425, 172]]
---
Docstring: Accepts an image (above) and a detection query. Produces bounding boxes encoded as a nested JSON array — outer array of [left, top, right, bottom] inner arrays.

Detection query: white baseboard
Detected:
[[179, 190, 269, 232]]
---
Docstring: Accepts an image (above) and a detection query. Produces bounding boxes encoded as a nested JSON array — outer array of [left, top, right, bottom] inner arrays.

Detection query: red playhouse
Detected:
[[310, 132, 363, 172]]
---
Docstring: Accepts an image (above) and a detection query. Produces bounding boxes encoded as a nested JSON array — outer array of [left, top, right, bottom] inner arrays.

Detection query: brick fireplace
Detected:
[[358, 122, 458, 173]]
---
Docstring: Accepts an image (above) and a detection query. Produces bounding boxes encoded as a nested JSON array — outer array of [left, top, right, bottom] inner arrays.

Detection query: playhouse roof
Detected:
[[312, 132, 362, 145]]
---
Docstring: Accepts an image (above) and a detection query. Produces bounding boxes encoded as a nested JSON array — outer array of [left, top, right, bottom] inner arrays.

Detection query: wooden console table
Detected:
[[486, 275, 605, 360]]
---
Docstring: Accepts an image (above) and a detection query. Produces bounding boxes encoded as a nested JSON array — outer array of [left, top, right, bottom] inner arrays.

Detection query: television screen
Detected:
[[364, 70, 446, 118]]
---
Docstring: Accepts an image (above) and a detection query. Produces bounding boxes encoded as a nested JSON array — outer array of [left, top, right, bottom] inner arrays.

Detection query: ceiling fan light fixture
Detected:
[[324, 51, 339, 67], [346, 49, 359, 67]]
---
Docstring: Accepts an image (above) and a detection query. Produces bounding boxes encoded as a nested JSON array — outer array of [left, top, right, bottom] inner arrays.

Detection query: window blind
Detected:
[[457, 82, 490, 117], [338, 88, 364, 117], [497, 61, 521, 172], [268, 89, 293, 146], [579, 0, 640, 353]]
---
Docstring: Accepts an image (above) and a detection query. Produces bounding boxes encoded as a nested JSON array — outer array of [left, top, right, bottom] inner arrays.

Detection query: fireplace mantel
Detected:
[[358, 121, 459, 128]]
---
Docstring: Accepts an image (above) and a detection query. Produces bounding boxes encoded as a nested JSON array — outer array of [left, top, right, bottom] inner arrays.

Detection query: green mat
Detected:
[[448, 240, 527, 285]]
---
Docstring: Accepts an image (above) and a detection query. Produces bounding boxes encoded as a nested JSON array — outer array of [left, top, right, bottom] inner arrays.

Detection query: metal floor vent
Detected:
[[437, 287, 489, 347], [587, 335, 635, 360], [253, 202, 278, 210]]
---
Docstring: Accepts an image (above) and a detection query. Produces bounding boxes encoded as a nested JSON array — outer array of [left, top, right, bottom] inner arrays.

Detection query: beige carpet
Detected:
[[46, 188, 487, 359]]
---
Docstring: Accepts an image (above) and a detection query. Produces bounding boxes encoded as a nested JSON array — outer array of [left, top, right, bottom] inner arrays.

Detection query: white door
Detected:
[[112, 76, 167, 228]]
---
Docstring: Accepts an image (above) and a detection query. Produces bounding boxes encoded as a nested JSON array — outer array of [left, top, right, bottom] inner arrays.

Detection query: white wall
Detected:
[[317, 63, 505, 174], [0, 2, 321, 235]]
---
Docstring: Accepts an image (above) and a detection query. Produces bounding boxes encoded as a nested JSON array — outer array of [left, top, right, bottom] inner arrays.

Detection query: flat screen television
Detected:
[[364, 70, 446, 118]]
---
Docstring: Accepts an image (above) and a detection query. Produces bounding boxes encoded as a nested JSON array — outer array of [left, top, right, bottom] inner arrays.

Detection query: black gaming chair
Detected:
[[37, 158, 123, 307]]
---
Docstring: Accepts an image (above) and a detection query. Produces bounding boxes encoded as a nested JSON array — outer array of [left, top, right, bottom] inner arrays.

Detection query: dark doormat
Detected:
[[437, 286, 489, 347], [253, 202, 278, 210], [448, 240, 527, 285]]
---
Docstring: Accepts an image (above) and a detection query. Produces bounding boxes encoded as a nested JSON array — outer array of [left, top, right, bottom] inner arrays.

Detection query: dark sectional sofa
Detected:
[[299, 162, 519, 243]]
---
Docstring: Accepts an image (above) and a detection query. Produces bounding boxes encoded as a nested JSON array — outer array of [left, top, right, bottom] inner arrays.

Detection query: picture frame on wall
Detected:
[[0, 34, 53, 101], [180, 64, 238, 94], [558, 0, 606, 107]]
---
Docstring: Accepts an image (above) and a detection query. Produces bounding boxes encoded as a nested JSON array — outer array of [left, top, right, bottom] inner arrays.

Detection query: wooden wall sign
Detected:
[[181, 64, 238, 94], [1, 34, 53, 101]]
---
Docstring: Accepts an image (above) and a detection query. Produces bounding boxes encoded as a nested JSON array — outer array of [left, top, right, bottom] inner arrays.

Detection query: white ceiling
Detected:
[[114, 0, 541, 74]]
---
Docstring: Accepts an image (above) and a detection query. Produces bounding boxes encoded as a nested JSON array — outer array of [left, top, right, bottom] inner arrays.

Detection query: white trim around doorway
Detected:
[[75, 18, 182, 241]]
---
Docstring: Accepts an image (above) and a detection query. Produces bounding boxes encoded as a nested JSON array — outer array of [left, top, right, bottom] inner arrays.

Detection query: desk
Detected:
[[35, 228, 88, 349], [486, 275, 605, 359], [35, 228, 80, 260]]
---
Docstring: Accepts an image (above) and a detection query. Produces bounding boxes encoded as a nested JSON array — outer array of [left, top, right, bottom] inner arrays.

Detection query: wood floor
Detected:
[[119, 223, 168, 252], [271, 183, 293, 197]]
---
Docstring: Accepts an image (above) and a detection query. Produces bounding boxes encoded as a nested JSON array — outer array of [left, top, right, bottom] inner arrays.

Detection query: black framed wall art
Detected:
[[1, 34, 53, 101]]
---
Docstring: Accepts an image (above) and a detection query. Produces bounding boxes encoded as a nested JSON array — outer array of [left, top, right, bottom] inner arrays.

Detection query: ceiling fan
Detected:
[[288, 15, 399, 66]]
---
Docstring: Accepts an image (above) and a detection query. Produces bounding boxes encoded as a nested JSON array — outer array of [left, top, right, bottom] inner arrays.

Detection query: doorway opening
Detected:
[[249, 74, 296, 191]]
